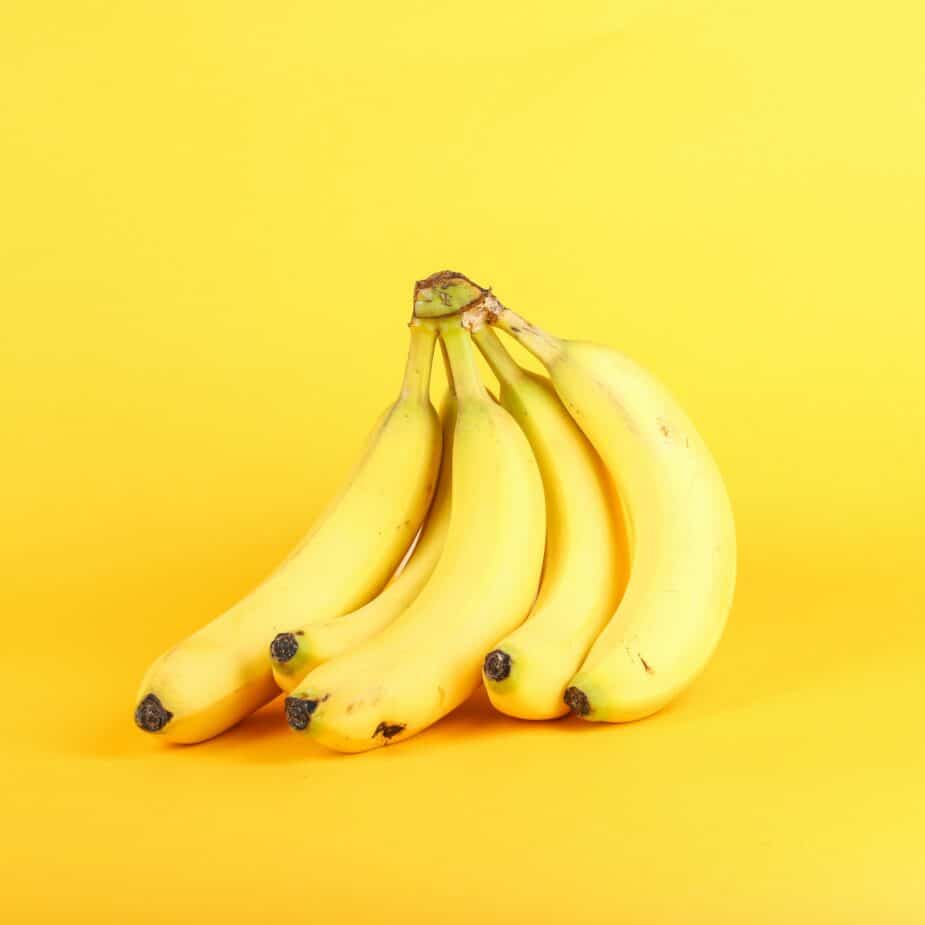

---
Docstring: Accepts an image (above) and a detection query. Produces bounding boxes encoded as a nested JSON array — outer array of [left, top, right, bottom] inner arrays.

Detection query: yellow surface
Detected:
[[2, 1, 924, 921]]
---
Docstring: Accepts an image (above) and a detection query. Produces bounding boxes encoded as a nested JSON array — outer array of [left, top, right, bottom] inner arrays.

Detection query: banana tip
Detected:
[[269, 632, 300, 664], [285, 695, 319, 731], [483, 649, 512, 682], [563, 686, 591, 717], [134, 693, 173, 733]]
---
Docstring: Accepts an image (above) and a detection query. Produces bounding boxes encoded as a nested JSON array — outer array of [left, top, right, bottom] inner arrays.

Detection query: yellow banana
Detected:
[[466, 282, 736, 723], [269, 394, 456, 692], [134, 322, 442, 743], [285, 290, 545, 752], [470, 325, 627, 719]]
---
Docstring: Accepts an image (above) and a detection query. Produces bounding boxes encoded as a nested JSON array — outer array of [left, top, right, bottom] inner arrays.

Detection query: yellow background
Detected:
[[2, 1, 924, 922]]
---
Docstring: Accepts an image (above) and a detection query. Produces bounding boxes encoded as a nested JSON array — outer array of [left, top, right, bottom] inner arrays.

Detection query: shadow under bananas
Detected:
[[67, 548, 908, 765], [208, 687, 562, 766], [182, 685, 626, 766]]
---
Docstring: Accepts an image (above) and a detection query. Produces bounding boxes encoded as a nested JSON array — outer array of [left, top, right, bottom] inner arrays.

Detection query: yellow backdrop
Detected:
[[2, 1, 923, 922]]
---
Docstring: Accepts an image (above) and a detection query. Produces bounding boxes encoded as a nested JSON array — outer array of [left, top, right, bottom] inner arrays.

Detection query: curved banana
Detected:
[[285, 300, 545, 752], [466, 283, 736, 723], [269, 394, 456, 692], [471, 325, 627, 719], [133, 322, 442, 743]]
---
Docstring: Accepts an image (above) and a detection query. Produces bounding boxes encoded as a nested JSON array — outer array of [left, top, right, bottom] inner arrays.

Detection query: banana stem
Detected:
[[413, 270, 487, 319], [400, 322, 438, 401], [438, 336, 455, 396], [439, 319, 489, 402], [487, 304, 563, 368], [470, 325, 526, 385], [413, 267, 562, 370]]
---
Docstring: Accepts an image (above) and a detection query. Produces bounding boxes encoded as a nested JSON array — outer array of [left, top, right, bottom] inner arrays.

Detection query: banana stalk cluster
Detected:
[[135, 271, 736, 752]]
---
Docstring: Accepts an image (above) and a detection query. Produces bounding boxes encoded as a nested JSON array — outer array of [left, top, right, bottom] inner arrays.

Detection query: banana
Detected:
[[285, 291, 546, 752], [269, 394, 456, 692], [134, 322, 442, 743], [463, 281, 736, 723], [470, 325, 627, 719]]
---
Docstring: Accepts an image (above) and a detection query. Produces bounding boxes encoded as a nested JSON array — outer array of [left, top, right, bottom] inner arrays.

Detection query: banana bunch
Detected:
[[134, 270, 736, 751]]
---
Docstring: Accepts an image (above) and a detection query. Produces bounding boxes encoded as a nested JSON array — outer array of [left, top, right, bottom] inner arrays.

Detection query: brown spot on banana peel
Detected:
[[658, 419, 693, 451], [626, 640, 655, 675], [373, 721, 406, 740]]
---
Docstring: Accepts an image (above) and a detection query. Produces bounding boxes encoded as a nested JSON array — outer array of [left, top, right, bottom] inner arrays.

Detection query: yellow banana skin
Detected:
[[478, 298, 736, 724], [134, 324, 442, 743], [269, 396, 456, 692], [472, 325, 627, 720], [285, 311, 545, 752]]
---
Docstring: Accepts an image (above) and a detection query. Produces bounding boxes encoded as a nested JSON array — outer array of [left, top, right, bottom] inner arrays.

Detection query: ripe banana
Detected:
[[269, 394, 456, 692], [465, 284, 736, 723], [470, 325, 627, 719], [285, 297, 545, 752], [134, 322, 442, 743]]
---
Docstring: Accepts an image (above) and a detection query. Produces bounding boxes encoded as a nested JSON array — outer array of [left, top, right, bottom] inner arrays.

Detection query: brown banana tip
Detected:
[[564, 687, 591, 717], [483, 649, 512, 682], [285, 696, 318, 731], [135, 693, 173, 733], [269, 632, 299, 664]]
